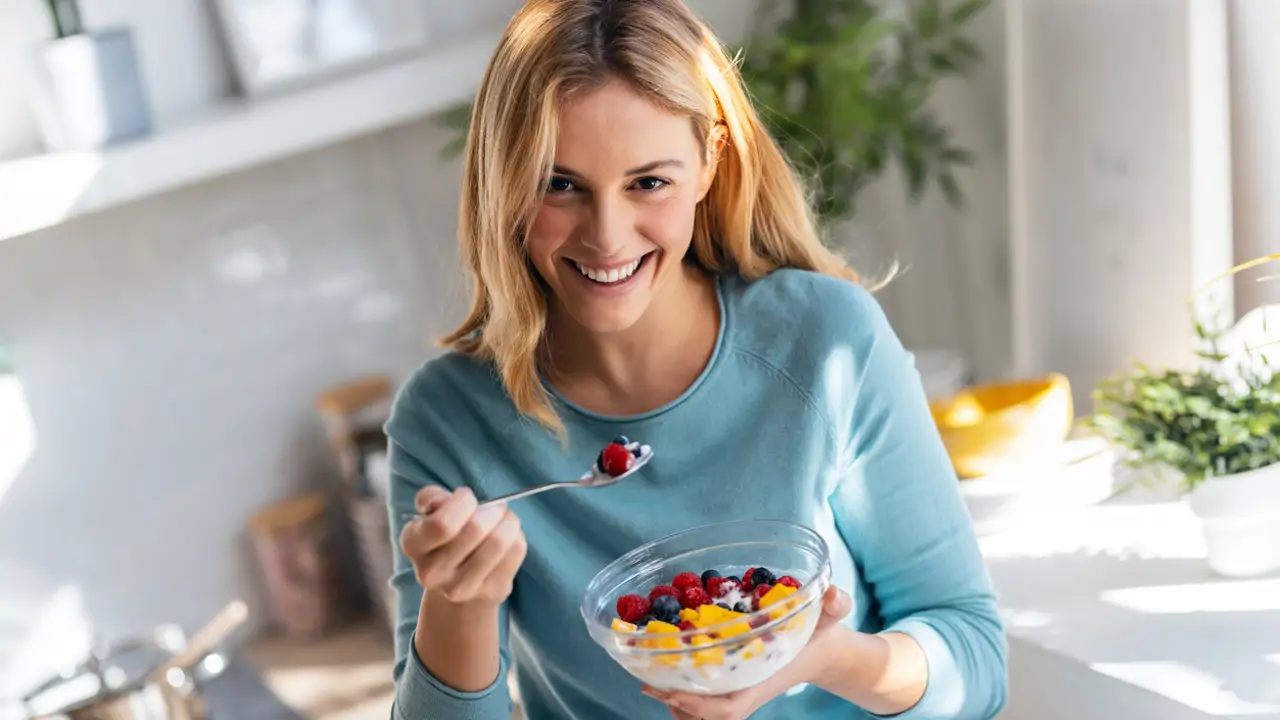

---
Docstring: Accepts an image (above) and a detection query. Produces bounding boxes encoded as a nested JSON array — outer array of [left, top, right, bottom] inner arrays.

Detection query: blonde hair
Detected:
[[442, 0, 860, 431]]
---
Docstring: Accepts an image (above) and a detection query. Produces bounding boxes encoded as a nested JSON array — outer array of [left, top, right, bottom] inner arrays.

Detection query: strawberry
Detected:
[[616, 594, 651, 624], [672, 571, 703, 592], [648, 584, 680, 602], [680, 587, 711, 610], [777, 575, 802, 589], [599, 443, 634, 477]]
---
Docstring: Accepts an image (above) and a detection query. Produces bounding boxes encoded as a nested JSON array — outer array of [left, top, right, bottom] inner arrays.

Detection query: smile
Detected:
[[570, 254, 650, 285]]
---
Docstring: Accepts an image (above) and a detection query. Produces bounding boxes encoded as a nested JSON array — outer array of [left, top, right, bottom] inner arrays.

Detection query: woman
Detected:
[[387, 0, 1007, 718]]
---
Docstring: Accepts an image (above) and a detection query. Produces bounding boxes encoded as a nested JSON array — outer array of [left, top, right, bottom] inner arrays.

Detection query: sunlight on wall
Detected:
[[1090, 661, 1280, 716], [1101, 578, 1280, 615], [0, 585, 93, 718], [0, 374, 35, 504]]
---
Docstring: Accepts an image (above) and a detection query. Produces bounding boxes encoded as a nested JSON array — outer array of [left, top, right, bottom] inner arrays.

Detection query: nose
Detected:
[[581, 194, 632, 258]]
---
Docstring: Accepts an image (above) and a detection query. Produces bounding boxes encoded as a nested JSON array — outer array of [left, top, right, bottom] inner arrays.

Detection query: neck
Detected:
[[544, 264, 720, 415]]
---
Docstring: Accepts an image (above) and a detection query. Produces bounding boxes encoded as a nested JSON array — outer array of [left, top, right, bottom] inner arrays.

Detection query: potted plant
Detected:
[[1091, 255, 1280, 577], [436, 0, 989, 229], [28, 0, 153, 151]]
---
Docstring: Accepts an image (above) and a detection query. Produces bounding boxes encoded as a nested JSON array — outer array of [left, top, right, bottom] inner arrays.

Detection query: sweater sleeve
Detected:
[[829, 298, 1008, 720], [385, 432, 514, 720]]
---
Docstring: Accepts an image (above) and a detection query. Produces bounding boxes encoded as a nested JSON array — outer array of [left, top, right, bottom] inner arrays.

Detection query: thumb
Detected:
[[820, 586, 852, 623]]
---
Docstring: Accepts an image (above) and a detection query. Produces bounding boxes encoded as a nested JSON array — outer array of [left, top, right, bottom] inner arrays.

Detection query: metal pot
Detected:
[[21, 601, 249, 720]]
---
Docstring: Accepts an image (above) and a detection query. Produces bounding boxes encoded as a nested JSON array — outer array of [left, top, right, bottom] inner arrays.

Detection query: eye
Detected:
[[632, 177, 670, 192], [547, 176, 578, 194]]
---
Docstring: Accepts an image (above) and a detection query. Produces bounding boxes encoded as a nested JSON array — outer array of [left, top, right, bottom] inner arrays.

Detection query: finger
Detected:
[[416, 503, 509, 588], [414, 485, 452, 514], [402, 488, 477, 555], [447, 512, 524, 599]]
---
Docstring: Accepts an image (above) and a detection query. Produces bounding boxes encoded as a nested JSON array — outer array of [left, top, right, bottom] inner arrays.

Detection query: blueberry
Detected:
[[700, 569, 721, 585], [612, 436, 630, 446], [652, 594, 681, 622], [716, 603, 732, 611], [751, 568, 776, 588], [630, 446, 642, 458], [733, 602, 750, 614], [726, 575, 741, 584], [595, 450, 605, 472], [640, 615, 656, 627]]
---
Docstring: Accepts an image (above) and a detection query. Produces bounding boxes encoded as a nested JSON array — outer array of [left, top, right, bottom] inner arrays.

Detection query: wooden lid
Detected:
[[248, 492, 327, 533], [315, 376, 392, 416]]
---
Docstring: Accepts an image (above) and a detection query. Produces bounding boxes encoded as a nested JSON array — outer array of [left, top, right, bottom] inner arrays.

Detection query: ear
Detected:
[[696, 124, 728, 202]]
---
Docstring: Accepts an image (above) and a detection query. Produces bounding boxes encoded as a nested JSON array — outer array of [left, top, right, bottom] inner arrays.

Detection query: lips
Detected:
[[570, 254, 647, 285]]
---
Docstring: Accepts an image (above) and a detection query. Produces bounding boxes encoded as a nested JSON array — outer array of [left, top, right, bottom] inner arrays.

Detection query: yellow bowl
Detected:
[[930, 374, 1074, 479]]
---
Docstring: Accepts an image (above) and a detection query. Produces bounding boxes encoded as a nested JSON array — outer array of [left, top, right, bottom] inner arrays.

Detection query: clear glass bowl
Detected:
[[580, 519, 832, 695]]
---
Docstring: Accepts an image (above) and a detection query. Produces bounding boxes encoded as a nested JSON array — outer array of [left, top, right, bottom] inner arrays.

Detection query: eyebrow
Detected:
[[552, 159, 685, 178]]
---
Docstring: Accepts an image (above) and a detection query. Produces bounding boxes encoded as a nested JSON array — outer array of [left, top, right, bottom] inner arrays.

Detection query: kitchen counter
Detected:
[[961, 442, 1280, 719]]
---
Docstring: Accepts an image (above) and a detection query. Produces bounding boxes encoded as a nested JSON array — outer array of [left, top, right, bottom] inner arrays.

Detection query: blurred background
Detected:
[[1, 0, 1277, 718]]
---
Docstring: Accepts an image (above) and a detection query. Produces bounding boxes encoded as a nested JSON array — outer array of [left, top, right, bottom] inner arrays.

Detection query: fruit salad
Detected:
[[605, 565, 812, 694], [595, 436, 647, 478]]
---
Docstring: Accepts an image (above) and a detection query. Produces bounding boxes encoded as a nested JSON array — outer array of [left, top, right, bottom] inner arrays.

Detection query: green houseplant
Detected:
[[1089, 254, 1280, 576], [438, 0, 989, 227]]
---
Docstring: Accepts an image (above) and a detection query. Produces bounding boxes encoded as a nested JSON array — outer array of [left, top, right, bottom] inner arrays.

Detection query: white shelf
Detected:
[[0, 29, 501, 243]]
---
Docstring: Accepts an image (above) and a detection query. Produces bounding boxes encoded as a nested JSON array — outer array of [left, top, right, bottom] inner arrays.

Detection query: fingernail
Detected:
[[472, 503, 506, 529]]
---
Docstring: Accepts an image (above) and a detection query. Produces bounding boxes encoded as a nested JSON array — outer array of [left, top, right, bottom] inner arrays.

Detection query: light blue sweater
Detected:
[[384, 269, 1008, 719]]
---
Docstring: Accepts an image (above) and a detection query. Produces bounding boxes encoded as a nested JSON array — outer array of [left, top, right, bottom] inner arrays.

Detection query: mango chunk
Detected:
[[690, 634, 724, 666], [612, 618, 639, 633], [679, 608, 699, 622], [759, 584, 797, 608]]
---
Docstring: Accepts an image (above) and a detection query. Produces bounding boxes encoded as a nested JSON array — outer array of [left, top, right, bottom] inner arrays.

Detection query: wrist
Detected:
[[802, 625, 887, 690]]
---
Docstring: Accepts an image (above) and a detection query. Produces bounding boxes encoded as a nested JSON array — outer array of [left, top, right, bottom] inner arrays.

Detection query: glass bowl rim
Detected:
[[579, 518, 832, 653]]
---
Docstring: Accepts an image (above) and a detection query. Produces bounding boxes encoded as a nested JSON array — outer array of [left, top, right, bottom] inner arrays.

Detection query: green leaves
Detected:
[[1090, 311, 1280, 493], [742, 0, 989, 223]]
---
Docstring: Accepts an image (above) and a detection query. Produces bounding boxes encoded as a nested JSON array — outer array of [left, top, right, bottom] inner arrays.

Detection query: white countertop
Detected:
[[962, 443, 1280, 719]]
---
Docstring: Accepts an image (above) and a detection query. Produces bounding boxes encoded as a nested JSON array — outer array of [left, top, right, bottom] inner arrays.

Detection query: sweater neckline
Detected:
[[540, 273, 731, 425]]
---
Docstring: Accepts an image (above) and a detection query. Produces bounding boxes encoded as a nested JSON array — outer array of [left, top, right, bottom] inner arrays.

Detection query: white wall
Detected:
[[1007, 0, 1236, 411], [1229, 0, 1280, 310]]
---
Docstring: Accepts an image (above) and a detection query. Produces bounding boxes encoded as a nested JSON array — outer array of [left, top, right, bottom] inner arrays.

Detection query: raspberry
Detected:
[[599, 443, 634, 477], [672, 572, 702, 592], [741, 568, 757, 592], [749, 614, 771, 629], [678, 620, 696, 633], [680, 587, 711, 610], [751, 584, 773, 610], [616, 594, 651, 624], [648, 584, 679, 602], [777, 576, 801, 589], [705, 577, 739, 599]]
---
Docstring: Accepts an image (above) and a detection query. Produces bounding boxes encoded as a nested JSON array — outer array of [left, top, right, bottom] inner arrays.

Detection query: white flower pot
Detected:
[[1187, 463, 1280, 577]]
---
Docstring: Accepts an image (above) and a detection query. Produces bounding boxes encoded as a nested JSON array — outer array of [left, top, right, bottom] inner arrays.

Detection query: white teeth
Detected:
[[575, 258, 641, 284]]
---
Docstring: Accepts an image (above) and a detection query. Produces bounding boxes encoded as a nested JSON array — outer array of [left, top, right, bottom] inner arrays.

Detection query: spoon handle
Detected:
[[476, 479, 582, 509]]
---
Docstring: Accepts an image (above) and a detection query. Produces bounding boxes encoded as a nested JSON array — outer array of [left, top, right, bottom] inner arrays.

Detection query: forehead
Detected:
[[554, 80, 700, 171]]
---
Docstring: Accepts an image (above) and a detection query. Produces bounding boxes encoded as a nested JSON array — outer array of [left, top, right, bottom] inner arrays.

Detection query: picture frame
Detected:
[[212, 0, 429, 97]]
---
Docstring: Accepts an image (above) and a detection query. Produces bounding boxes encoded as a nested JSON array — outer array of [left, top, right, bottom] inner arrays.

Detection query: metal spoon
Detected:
[[402, 444, 653, 520]]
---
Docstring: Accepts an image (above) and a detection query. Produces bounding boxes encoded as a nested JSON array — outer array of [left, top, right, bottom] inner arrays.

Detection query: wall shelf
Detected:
[[0, 29, 500, 243]]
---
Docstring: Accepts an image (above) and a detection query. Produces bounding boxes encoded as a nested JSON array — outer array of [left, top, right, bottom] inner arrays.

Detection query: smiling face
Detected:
[[527, 79, 719, 336]]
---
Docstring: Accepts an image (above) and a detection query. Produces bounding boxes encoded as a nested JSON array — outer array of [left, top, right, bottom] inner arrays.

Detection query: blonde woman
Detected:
[[387, 1, 1007, 718]]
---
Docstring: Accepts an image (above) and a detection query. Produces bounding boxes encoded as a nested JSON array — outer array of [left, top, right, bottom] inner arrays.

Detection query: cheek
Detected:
[[636, 195, 698, 252], [527, 205, 580, 264]]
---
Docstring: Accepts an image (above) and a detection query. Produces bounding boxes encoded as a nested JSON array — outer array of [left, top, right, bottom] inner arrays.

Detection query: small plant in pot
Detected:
[[1090, 255, 1280, 577]]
